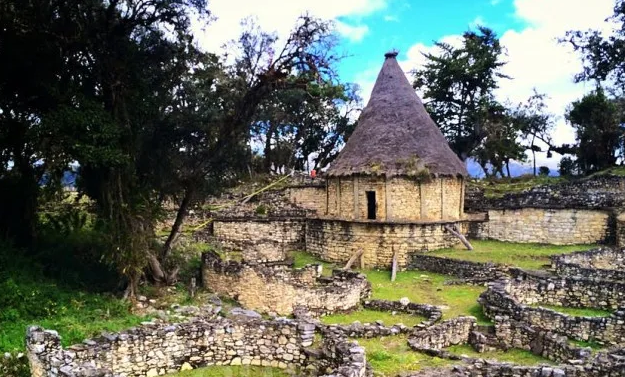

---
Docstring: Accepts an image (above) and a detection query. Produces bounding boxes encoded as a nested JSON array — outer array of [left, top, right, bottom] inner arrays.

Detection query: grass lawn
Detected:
[[432, 240, 596, 270], [321, 309, 426, 327], [445, 345, 551, 365], [365, 269, 488, 323], [468, 176, 565, 198], [356, 335, 454, 376], [167, 366, 295, 377], [530, 304, 613, 318], [292, 250, 488, 323], [0, 279, 148, 351]]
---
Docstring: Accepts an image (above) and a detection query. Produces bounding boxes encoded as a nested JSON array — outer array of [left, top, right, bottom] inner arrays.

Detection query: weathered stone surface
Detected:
[[202, 251, 371, 316]]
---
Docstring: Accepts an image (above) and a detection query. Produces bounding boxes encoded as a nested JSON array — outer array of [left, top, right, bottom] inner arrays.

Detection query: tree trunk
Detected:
[[505, 160, 511, 178], [532, 135, 537, 176], [161, 187, 195, 261]]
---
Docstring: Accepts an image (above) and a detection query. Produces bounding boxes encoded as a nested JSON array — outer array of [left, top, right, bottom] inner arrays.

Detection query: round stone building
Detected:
[[306, 51, 469, 268]]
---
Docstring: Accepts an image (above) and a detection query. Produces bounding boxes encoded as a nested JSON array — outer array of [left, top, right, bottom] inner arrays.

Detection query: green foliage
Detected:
[[565, 88, 624, 174], [558, 157, 579, 177], [0, 242, 146, 353], [433, 240, 596, 270], [469, 175, 565, 198], [0, 353, 30, 377], [538, 166, 550, 176], [414, 26, 509, 161], [255, 204, 268, 216]]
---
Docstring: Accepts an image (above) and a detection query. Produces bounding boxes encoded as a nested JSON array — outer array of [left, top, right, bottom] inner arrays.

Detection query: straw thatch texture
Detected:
[[327, 53, 467, 178]]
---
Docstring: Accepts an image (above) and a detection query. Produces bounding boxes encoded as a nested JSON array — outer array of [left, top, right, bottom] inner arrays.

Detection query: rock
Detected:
[[229, 307, 262, 319], [180, 362, 193, 371]]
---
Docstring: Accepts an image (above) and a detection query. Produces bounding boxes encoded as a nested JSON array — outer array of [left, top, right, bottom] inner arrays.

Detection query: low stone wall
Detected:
[[480, 275, 625, 344], [202, 251, 371, 316], [306, 218, 468, 268], [408, 317, 477, 351], [617, 213, 625, 248], [551, 248, 625, 282], [406, 253, 508, 281], [493, 316, 592, 363], [321, 300, 443, 339], [284, 185, 326, 214], [468, 208, 610, 245], [465, 175, 625, 211], [213, 217, 306, 262], [26, 314, 314, 377]]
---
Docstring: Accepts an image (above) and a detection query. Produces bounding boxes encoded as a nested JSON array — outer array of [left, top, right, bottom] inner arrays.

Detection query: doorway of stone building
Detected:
[[366, 191, 376, 220]]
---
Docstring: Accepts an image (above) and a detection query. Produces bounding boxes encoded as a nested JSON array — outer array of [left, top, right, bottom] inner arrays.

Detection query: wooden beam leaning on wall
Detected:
[[444, 224, 473, 250], [344, 248, 365, 270], [391, 248, 398, 282]]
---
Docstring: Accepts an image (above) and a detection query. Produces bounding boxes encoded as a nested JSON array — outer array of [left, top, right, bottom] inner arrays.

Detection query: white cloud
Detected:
[[193, 0, 387, 52], [384, 15, 399, 22], [470, 16, 486, 28], [491, 0, 501, 5], [335, 21, 369, 42], [368, 0, 616, 170]]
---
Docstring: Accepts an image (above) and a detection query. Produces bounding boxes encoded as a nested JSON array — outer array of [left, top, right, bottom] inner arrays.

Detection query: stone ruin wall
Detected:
[[465, 175, 625, 245], [493, 316, 592, 363], [326, 176, 464, 222], [284, 185, 326, 214], [480, 271, 625, 344], [305, 218, 468, 268], [468, 208, 610, 245], [408, 317, 477, 351], [551, 248, 625, 282], [406, 253, 508, 281], [26, 314, 368, 377], [201, 252, 370, 316], [26, 315, 312, 377], [212, 218, 306, 262]]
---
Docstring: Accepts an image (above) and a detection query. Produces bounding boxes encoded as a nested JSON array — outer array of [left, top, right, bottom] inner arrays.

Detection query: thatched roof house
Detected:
[[324, 52, 467, 222], [327, 51, 467, 178]]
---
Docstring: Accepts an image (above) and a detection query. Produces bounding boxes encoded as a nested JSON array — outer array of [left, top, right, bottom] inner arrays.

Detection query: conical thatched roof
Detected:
[[327, 52, 467, 178]]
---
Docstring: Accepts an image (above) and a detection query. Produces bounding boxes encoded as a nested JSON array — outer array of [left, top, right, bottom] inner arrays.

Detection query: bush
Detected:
[[538, 166, 550, 176], [0, 353, 30, 377]]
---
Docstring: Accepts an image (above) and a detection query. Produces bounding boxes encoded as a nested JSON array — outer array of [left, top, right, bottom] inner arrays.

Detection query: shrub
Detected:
[[0, 353, 30, 377], [538, 166, 550, 176]]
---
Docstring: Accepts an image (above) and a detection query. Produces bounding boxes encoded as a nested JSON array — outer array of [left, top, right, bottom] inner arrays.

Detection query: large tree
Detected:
[[413, 26, 509, 161], [565, 88, 624, 174]]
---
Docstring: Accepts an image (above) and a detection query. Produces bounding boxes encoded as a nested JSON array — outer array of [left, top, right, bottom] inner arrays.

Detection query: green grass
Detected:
[[167, 366, 295, 376], [291, 250, 336, 276], [588, 166, 625, 177], [356, 335, 454, 376], [469, 176, 565, 198], [291, 251, 488, 323], [321, 309, 426, 327], [569, 339, 606, 351], [364, 269, 489, 323], [445, 345, 551, 365], [432, 240, 596, 270], [530, 304, 613, 318]]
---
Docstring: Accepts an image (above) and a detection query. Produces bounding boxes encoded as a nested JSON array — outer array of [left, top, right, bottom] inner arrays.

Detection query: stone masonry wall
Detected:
[[406, 253, 508, 281], [480, 275, 625, 344], [468, 208, 610, 245], [407, 317, 477, 351], [465, 175, 625, 211], [306, 218, 467, 268], [326, 176, 463, 222], [213, 218, 306, 261], [551, 248, 625, 282], [493, 316, 592, 363], [202, 251, 370, 316], [285, 186, 326, 214], [26, 315, 313, 377]]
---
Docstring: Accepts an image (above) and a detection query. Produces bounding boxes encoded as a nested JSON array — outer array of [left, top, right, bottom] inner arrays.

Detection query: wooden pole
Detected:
[[444, 224, 473, 250], [391, 248, 398, 282], [344, 248, 365, 270]]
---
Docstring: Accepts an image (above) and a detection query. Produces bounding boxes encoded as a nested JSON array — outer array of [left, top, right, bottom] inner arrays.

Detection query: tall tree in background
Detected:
[[414, 26, 509, 161], [510, 92, 555, 176], [565, 88, 624, 174]]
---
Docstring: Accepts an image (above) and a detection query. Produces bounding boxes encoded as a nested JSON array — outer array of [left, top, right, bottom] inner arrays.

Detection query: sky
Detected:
[[193, 0, 618, 171]]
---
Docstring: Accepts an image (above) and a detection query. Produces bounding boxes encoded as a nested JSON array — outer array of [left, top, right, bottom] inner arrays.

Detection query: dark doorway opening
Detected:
[[366, 191, 376, 220]]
